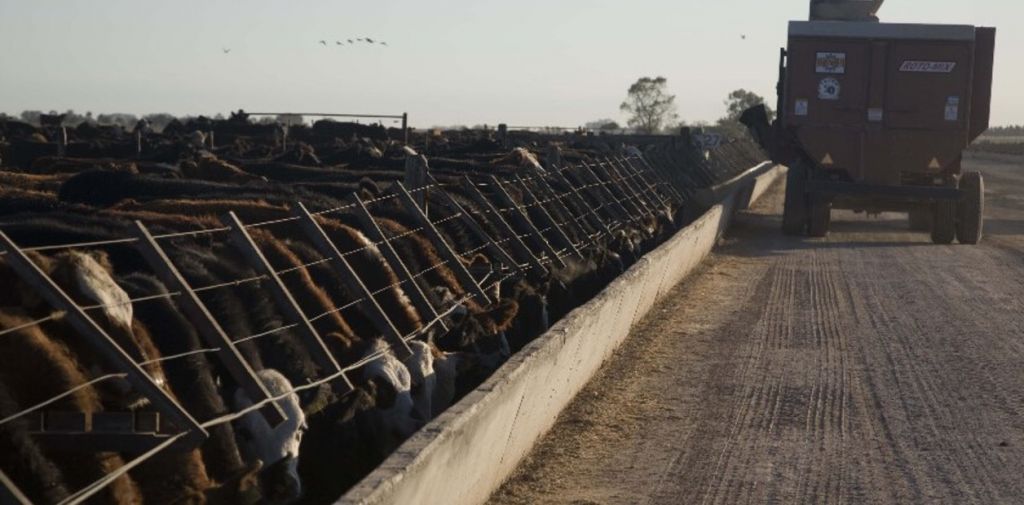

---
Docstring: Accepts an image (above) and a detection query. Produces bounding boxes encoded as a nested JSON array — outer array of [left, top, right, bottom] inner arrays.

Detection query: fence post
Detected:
[[402, 112, 409, 145], [549, 168, 616, 236], [578, 162, 644, 227], [292, 202, 414, 359], [617, 156, 674, 208], [512, 175, 582, 258], [404, 155, 429, 212], [426, 175, 521, 274], [602, 157, 658, 215], [497, 123, 508, 148], [0, 469, 30, 505], [395, 183, 492, 305], [220, 212, 353, 395], [522, 173, 595, 238], [57, 127, 68, 157], [352, 198, 447, 333], [208, 131, 216, 150], [589, 159, 649, 218], [487, 176, 565, 268], [0, 231, 209, 444], [460, 177, 548, 280], [132, 222, 287, 426], [625, 155, 684, 204]]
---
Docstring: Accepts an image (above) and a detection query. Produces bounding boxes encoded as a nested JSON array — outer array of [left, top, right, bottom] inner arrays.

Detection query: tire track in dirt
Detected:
[[489, 157, 1024, 505]]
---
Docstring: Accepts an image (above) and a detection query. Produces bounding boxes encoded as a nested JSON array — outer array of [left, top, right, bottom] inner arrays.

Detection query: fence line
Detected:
[[0, 148, 708, 502]]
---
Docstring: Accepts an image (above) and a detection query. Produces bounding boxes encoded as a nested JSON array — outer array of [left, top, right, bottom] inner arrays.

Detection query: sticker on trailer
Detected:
[[795, 99, 809, 116], [818, 78, 841, 101], [945, 96, 960, 121], [899, 61, 957, 73], [868, 108, 883, 122], [815, 52, 846, 74]]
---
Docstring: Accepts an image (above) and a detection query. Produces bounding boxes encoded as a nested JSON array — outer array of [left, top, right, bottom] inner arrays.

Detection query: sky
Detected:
[[0, 0, 1020, 128]]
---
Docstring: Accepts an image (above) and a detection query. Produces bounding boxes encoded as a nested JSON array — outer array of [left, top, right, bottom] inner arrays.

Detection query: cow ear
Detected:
[[483, 299, 518, 332], [369, 377, 398, 410], [212, 460, 264, 505]]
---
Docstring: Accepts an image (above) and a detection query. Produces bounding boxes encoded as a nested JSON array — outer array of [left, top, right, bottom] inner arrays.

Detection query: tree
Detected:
[[585, 119, 621, 131], [620, 76, 678, 134], [723, 89, 774, 122]]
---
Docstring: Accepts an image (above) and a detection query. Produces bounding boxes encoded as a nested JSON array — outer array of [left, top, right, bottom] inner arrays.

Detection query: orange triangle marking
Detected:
[[929, 157, 941, 169], [821, 153, 834, 166]]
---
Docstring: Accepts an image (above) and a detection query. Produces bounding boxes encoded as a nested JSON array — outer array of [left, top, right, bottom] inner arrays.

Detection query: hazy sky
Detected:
[[0, 1, 1019, 127]]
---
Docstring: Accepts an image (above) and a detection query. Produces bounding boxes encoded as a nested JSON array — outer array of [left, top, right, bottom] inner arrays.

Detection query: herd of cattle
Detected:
[[0, 112, 766, 505]]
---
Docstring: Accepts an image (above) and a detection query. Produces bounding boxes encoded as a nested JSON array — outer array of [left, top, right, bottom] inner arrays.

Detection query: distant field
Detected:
[[971, 137, 1024, 156], [976, 135, 1024, 144]]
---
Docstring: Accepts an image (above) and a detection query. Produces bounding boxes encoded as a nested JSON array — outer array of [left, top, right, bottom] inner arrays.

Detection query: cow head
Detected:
[[232, 369, 306, 505]]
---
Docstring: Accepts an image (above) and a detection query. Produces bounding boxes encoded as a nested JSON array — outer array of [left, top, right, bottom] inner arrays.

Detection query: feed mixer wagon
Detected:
[[743, 0, 996, 243]]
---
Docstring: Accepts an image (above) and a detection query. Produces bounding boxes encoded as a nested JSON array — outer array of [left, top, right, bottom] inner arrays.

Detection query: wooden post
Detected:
[[221, 212, 353, 395], [395, 183, 492, 304], [404, 155, 429, 211], [402, 112, 409, 146], [497, 124, 508, 148], [0, 232, 209, 445], [426, 175, 521, 274], [135, 130, 142, 157], [487, 176, 566, 268], [208, 131, 216, 150], [352, 198, 447, 333], [0, 469, 30, 505], [292, 203, 413, 359], [513, 175, 582, 258], [132, 222, 287, 426], [57, 127, 67, 157]]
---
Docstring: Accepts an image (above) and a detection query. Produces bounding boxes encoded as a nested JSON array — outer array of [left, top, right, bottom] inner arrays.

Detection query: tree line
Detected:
[[0, 110, 305, 132]]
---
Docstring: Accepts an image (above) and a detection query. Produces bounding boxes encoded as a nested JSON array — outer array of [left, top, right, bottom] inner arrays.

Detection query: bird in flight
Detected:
[[356, 38, 365, 42], [348, 39, 354, 44], [222, 48, 231, 54], [741, 34, 747, 40], [380, 41, 388, 46], [319, 40, 327, 46], [366, 37, 375, 44], [335, 41, 344, 45]]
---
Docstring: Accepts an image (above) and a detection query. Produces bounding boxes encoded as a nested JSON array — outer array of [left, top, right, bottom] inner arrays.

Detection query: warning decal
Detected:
[[899, 61, 957, 73], [816, 52, 846, 74]]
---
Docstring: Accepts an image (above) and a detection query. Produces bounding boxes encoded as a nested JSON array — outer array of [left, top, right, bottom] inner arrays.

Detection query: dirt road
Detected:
[[489, 154, 1024, 505]]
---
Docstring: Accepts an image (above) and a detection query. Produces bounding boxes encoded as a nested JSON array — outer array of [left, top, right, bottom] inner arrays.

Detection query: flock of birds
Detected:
[[221, 38, 388, 54], [321, 37, 388, 47]]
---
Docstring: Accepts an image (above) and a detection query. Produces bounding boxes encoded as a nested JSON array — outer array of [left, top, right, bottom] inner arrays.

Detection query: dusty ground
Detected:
[[488, 154, 1024, 505]]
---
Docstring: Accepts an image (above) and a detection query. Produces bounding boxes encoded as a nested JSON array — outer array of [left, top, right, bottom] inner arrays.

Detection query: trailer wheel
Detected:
[[931, 200, 957, 244], [782, 163, 808, 236], [807, 198, 831, 238], [956, 171, 984, 244], [908, 209, 932, 231]]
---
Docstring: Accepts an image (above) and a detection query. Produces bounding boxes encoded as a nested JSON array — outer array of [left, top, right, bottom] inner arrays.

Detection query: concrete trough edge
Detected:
[[339, 164, 787, 505]]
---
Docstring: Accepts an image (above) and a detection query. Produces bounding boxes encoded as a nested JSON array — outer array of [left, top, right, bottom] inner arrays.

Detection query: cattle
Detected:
[[232, 369, 306, 504], [0, 112, 758, 502]]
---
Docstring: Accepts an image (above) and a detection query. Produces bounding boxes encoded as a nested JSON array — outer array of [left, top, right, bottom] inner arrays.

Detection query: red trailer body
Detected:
[[775, 21, 996, 243]]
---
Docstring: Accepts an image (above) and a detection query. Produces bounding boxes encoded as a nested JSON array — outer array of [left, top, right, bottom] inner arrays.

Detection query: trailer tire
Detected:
[[782, 163, 808, 236], [908, 209, 932, 231], [808, 198, 831, 238], [956, 171, 984, 244], [931, 200, 957, 244]]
